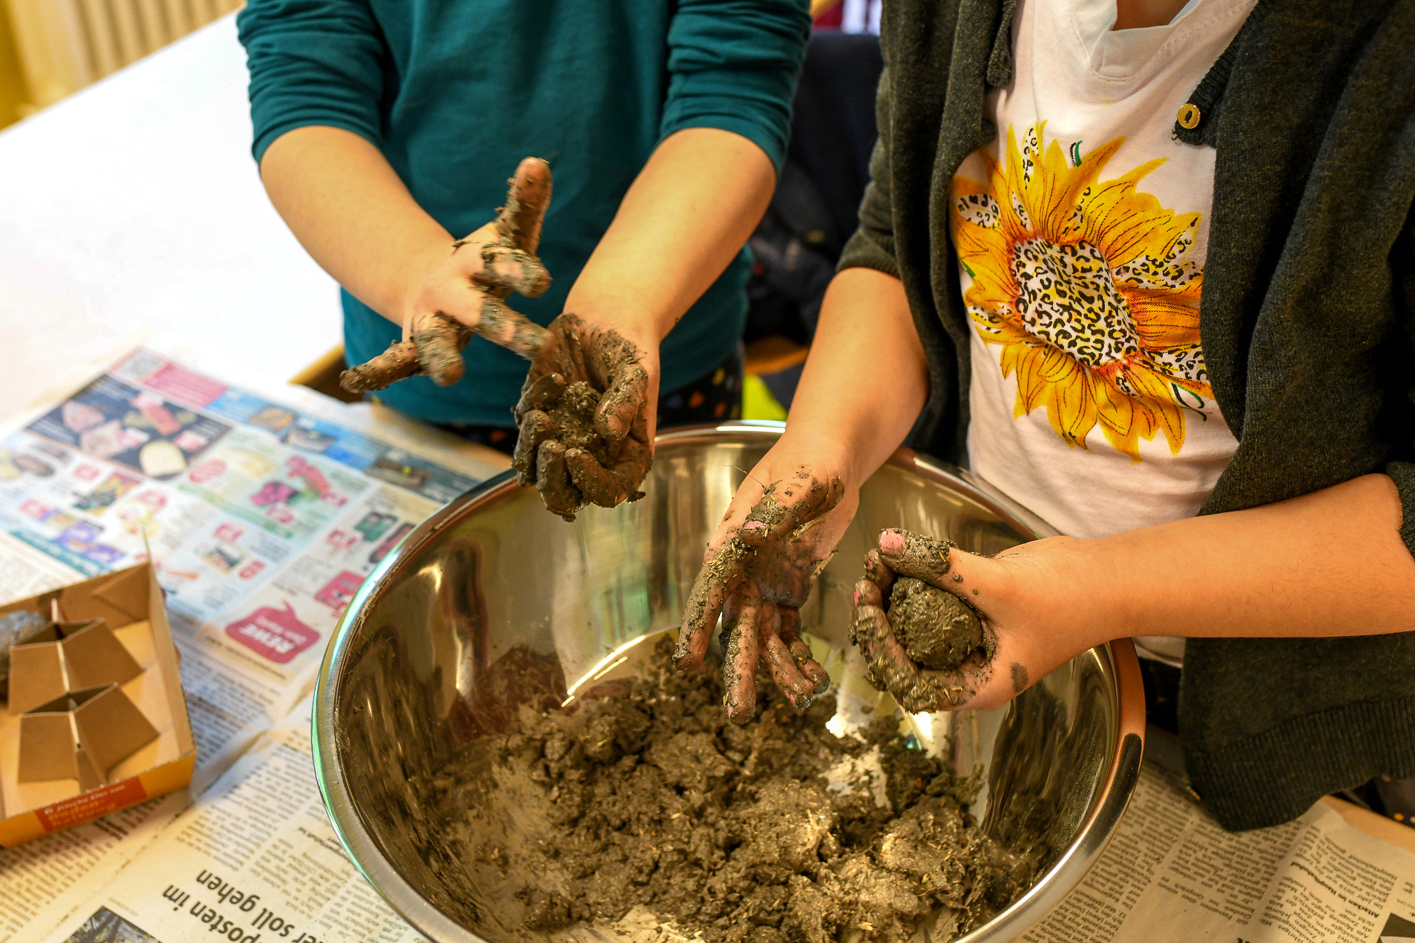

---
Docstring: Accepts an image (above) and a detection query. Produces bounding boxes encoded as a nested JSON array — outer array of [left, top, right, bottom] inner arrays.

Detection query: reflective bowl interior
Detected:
[[315, 424, 1143, 943]]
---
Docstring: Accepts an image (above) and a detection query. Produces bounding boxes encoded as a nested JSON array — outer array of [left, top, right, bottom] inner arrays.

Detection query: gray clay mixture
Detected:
[[886, 579, 984, 671], [0, 609, 48, 699], [424, 640, 1037, 943]]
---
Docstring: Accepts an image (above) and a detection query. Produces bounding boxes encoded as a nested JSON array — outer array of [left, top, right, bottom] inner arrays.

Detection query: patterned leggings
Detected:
[[442, 346, 744, 456]]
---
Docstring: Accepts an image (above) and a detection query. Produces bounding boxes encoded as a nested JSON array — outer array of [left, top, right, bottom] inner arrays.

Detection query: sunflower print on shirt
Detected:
[[950, 122, 1212, 462]]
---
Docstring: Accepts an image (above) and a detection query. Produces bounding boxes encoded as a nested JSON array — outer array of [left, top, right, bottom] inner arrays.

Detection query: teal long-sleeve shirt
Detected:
[[238, 0, 810, 425]]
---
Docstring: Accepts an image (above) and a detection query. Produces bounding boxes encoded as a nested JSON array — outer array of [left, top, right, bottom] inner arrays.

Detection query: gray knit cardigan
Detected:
[[837, 0, 1415, 830]]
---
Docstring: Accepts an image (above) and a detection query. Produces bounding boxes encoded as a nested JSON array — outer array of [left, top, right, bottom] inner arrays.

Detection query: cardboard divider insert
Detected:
[[0, 564, 196, 844]]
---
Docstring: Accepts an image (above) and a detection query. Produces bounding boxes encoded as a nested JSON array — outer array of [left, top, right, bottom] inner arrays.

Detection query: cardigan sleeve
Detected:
[[836, 64, 901, 280], [236, 0, 389, 165], [659, 0, 812, 177], [1387, 205, 1415, 558]]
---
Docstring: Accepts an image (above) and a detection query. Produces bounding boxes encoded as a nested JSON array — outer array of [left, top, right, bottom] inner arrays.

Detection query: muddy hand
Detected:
[[849, 529, 999, 713], [512, 313, 652, 521], [676, 466, 854, 724], [340, 157, 555, 393]]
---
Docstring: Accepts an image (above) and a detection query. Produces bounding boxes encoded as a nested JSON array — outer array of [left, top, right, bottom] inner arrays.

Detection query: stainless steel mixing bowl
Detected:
[[314, 423, 1144, 943]]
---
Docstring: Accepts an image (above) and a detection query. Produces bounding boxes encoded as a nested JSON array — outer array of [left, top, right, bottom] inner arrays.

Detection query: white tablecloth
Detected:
[[0, 14, 340, 424]]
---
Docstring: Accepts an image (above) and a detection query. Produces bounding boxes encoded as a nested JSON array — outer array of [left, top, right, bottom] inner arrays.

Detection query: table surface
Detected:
[[0, 15, 342, 424]]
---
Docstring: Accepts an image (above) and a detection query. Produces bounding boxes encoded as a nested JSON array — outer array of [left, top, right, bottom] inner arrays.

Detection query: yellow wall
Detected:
[[0, 1, 27, 129]]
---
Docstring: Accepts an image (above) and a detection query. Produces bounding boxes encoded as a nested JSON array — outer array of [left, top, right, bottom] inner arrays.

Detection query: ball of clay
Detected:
[[887, 578, 982, 670], [549, 380, 607, 458]]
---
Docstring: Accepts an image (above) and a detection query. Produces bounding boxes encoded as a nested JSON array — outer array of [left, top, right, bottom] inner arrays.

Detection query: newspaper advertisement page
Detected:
[[0, 349, 482, 789], [1024, 764, 1415, 943], [0, 532, 82, 603], [34, 699, 424, 943], [0, 349, 485, 939]]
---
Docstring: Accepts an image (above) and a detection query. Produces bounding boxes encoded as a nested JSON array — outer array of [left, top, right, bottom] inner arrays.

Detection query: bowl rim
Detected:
[[312, 421, 1146, 943]]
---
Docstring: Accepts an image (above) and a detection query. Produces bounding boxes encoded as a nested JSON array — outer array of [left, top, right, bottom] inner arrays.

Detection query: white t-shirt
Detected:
[[951, 0, 1257, 664]]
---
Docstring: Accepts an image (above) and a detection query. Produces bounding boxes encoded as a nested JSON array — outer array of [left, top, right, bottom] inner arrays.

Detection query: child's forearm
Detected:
[[564, 128, 776, 347], [783, 268, 929, 487], [1095, 472, 1415, 640], [259, 126, 452, 327], [859, 473, 1415, 711]]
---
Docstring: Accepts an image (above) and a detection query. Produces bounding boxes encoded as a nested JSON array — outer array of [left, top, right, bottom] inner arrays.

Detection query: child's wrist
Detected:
[[776, 424, 861, 494], [391, 238, 459, 329], [1070, 535, 1140, 643]]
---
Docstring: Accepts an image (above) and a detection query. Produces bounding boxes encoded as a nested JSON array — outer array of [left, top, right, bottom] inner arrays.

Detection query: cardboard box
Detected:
[[9, 615, 145, 715], [0, 564, 196, 847]]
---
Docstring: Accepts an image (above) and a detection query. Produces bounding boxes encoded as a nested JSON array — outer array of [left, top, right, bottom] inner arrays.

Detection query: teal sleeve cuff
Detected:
[[237, 0, 387, 165], [660, 0, 812, 176]]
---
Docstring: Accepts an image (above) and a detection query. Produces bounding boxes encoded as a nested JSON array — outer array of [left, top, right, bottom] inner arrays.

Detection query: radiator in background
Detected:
[[4, 0, 242, 114]]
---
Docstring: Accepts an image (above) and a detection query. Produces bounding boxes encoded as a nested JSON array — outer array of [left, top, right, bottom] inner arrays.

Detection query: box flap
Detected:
[[63, 568, 150, 627], [62, 621, 143, 689], [53, 617, 103, 640], [73, 748, 104, 793], [17, 712, 78, 782], [74, 685, 159, 774], [8, 645, 66, 716], [145, 566, 195, 756]]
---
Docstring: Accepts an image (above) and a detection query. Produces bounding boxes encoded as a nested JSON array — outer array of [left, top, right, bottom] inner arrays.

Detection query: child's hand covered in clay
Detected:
[[851, 528, 1107, 712], [340, 157, 555, 392], [511, 313, 654, 520], [676, 447, 859, 724]]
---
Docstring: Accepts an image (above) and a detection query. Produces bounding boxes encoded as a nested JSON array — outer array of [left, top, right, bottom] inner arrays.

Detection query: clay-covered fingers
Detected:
[[875, 528, 957, 585], [411, 312, 469, 386], [863, 549, 896, 599], [738, 470, 846, 547], [720, 585, 764, 725], [494, 157, 552, 255], [849, 578, 951, 713], [593, 361, 650, 449], [337, 158, 554, 397], [536, 440, 581, 521], [339, 341, 420, 393], [472, 244, 551, 298], [517, 372, 568, 418], [611, 436, 652, 494], [565, 437, 651, 508], [777, 607, 830, 692], [758, 604, 816, 710], [474, 299, 549, 361], [341, 303, 473, 392], [675, 539, 749, 672], [513, 410, 553, 484]]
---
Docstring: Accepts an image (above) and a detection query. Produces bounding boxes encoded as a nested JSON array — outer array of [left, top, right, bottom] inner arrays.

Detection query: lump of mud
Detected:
[[0, 609, 49, 700], [548, 380, 609, 463], [424, 640, 1036, 943], [887, 578, 983, 671]]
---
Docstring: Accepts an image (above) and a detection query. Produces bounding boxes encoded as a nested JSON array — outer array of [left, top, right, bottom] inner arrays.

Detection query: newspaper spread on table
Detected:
[[0, 349, 491, 941], [4, 351, 1415, 943]]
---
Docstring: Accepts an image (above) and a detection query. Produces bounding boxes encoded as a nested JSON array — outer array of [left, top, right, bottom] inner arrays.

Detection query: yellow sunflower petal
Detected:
[[1091, 370, 1144, 463], [956, 226, 1015, 297], [1030, 136, 1120, 243], [1006, 344, 1039, 414], [1123, 365, 1189, 454], [959, 122, 1215, 463], [1076, 163, 1202, 268], [1005, 343, 1049, 414], [1044, 361, 1097, 448], [1033, 344, 1080, 384], [1050, 137, 1126, 245], [1126, 292, 1202, 348]]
